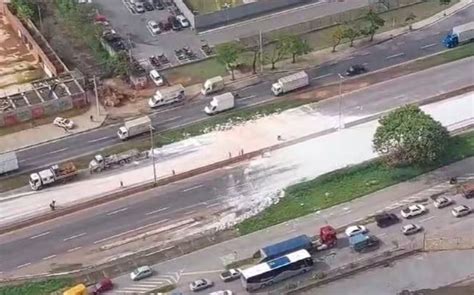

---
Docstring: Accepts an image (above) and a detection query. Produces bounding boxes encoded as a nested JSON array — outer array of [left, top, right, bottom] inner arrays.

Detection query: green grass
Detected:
[[164, 57, 227, 86], [237, 131, 474, 235], [186, 0, 244, 14], [0, 278, 72, 295]]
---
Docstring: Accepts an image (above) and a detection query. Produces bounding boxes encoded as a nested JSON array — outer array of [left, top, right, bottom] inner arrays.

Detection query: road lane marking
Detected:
[[160, 116, 183, 124], [46, 148, 67, 155], [184, 210, 196, 215], [67, 247, 82, 253], [311, 73, 334, 81], [145, 207, 169, 216], [206, 203, 220, 208], [88, 136, 114, 143], [93, 219, 169, 244], [145, 246, 174, 257], [63, 232, 86, 241], [359, 52, 370, 56], [106, 207, 128, 216], [377, 233, 387, 238], [181, 269, 223, 275], [182, 184, 204, 192], [362, 62, 369, 66], [30, 231, 50, 239], [42, 255, 56, 261], [16, 262, 31, 269], [420, 43, 437, 49], [419, 216, 436, 223], [385, 52, 405, 59], [239, 95, 256, 100]]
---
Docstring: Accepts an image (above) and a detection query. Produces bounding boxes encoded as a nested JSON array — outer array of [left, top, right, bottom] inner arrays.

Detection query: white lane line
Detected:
[[42, 255, 56, 261], [419, 216, 436, 223], [30, 231, 50, 240], [239, 95, 256, 100], [182, 184, 204, 192], [46, 148, 67, 155], [67, 247, 82, 253], [181, 269, 223, 275], [377, 233, 387, 238], [106, 207, 128, 216], [420, 43, 437, 49], [206, 203, 220, 208], [16, 262, 31, 269], [311, 73, 334, 81], [385, 52, 405, 59], [362, 62, 369, 66], [184, 210, 196, 215], [93, 219, 169, 244], [63, 232, 86, 242], [88, 136, 114, 143], [145, 207, 169, 216], [359, 52, 370, 56], [160, 116, 183, 124]]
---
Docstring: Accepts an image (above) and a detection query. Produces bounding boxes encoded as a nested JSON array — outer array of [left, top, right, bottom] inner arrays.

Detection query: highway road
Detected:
[[8, 5, 474, 174]]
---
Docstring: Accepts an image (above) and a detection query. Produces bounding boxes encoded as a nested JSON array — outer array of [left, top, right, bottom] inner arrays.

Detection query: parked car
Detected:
[[375, 212, 400, 228], [451, 205, 471, 217], [344, 225, 368, 237], [189, 278, 213, 292], [130, 266, 153, 281], [134, 2, 145, 13], [176, 15, 190, 28], [346, 64, 367, 76], [147, 20, 161, 35], [209, 291, 233, 295], [144, 1, 154, 11], [90, 278, 113, 294], [219, 268, 240, 282], [168, 16, 181, 31], [400, 204, 427, 218], [149, 69, 164, 86], [153, 0, 164, 9], [433, 196, 453, 208], [401, 224, 423, 235], [53, 117, 74, 129]]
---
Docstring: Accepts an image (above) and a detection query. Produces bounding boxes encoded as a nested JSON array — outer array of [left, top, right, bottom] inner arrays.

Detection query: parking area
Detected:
[[95, 0, 214, 71]]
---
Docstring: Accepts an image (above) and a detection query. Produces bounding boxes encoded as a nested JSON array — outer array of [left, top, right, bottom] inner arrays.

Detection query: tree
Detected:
[[343, 24, 361, 47], [10, 0, 36, 20], [439, 0, 451, 5], [331, 26, 345, 52], [405, 12, 416, 31], [362, 10, 385, 41], [373, 105, 450, 167], [283, 35, 312, 63], [266, 36, 289, 70], [216, 42, 242, 80]]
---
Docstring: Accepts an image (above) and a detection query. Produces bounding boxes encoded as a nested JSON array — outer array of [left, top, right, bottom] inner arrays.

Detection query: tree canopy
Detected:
[[216, 42, 243, 80]]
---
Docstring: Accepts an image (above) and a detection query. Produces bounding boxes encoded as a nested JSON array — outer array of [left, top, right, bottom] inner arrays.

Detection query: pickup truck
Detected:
[[219, 269, 240, 282]]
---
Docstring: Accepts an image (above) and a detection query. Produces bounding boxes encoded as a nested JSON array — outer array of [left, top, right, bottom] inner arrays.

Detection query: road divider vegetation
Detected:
[[0, 278, 72, 295]]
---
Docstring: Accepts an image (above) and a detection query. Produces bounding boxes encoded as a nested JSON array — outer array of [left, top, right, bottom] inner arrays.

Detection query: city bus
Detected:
[[240, 249, 314, 291]]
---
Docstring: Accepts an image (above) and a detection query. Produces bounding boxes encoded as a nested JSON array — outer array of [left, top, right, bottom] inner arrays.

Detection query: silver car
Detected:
[[130, 265, 153, 281], [189, 278, 213, 292], [401, 224, 422, 235], [451, 205, 471, 217]]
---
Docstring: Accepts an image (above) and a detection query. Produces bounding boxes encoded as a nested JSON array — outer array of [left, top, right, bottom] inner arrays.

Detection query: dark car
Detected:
[[346, 64, 367, 76], [90, 278, 113, 294], [168, 16, 181, 31], [375, 212, 400, 228], [153, 0, 165, 10], [144, 1, 154, 11]]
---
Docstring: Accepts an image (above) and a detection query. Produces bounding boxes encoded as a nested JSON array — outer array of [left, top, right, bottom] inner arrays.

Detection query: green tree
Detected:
[[55, 0, 77, 15], [216, 42, 242, 80], [283, 35, 312, 63], [331, 26, 345, 52], [343, 24, 361, 47], [362, 10, 385, 41], [266, 36, 290, 70], [373, 105, 450, 167], [439, 0, 451, 5], [10, 0, 36, 20]]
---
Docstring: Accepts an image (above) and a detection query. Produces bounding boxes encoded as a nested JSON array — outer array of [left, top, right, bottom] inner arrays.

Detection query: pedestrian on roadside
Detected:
[[90, 115, 94, 122], [228, 152, 232, 158], [63, 126, 69, 133], [120, 180, 124, 188], [172, 170, 176, 176], [49, 200, 56, 211]]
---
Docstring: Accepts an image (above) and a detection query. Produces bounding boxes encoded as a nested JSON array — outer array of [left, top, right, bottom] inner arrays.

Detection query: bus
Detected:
[[240, 249, 314, 291]]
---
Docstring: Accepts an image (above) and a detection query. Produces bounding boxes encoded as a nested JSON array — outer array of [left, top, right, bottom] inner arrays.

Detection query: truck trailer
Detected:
[[29, 162, 77, 190], [443, 21, 474, 48], [271, 71, 309, 96], [204, 92, 235, 115], [117, 116, 151, 140], [201, 76, 225, 95], [89, 149, 141, 173], [0, 152, 19, 175], [148, 84, 185, 108]]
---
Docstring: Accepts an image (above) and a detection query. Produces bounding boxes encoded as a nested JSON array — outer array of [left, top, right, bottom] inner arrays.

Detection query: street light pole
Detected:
[[150, 125, 157, 186], [338, 73, 345, 130], [93, 75, 100, 118]]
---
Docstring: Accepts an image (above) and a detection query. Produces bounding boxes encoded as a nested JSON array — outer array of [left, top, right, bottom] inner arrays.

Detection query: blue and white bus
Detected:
[[240, 249, 314, 291]]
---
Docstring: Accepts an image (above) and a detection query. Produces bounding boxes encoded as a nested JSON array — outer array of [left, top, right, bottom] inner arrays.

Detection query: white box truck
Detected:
[[117, 116, 151, 140], [443, 21, 474, 48], [0, 152, 19, 175], [204, 92, 235, 115], [201, 76, 225, 95], [148, 84, 185, 108], [271, 71, 309, 96]]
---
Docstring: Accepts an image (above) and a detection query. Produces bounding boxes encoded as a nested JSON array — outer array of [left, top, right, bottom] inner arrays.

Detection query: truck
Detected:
[[89, 149, 141, 173], [29, 162, 77, 191], [63, 284, 87, 295], [271, 71, 309, 96], [117, 116, 151, 140], [442, 21, 474, 48], [220, 268, 241, 282], [0, 152, 19, 175], [204, 92, 235, 115], [201, 76, 225, 95], [349, 233, 380, 252], [148, 84, 185, 108]]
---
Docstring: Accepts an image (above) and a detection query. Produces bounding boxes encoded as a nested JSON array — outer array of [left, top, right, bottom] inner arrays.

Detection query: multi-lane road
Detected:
[[9, 4, 474, 174]]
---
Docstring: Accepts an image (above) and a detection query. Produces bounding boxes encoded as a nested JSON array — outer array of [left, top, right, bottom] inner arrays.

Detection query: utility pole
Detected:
[[259, 30, 263, 72], [338, 73, 345, 130], [93, 75, 100, 118], [150, 125, 157, 186], [37, 4, 43, 32]]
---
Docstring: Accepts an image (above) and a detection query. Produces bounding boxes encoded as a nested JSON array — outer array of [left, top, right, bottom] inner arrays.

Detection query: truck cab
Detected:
[[443, 33, 459, 48], [29, 169, 54, 190], [201, 76, 224, 95], [89, 155, 105, 172], [271, 82, 283, 96], [117, 126, 129, 140]]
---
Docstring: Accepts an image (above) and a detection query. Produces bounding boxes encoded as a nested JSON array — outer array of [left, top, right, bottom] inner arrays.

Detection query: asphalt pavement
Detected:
[[8, 4, 474, 175]]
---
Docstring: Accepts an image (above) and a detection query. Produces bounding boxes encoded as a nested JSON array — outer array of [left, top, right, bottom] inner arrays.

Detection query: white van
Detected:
[[148, 84, 185, 108]]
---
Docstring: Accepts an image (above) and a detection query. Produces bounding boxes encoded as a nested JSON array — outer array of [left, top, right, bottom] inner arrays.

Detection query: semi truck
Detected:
[[443, 21, 474, 48], [271, 71, 309, 96], [29, 162, 77, 191], [148, 84, 185, 108], [0, 152, 19, 175], [89, 149, 141, 173], [117, 116, 151, 140], [201, 76, 225, 95], [204, 92, 235, 115]]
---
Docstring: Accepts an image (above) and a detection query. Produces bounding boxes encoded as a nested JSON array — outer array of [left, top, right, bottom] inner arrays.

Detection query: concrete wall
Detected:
[[174, 0, 195, 28]]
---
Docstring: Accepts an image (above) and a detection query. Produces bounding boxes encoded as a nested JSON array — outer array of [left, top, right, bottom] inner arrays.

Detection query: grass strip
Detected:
[[0, 278, 72, 295], [237, 131, 474, 235]]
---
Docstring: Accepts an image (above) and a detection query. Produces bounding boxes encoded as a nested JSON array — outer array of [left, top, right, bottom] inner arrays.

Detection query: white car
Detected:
[[130, 265, 153, 281], [149, 69, 164, 86], [189, 278, 213, 292], [147, 20, 161, 35], [344, 225, 367, 237], [53, 117, 74, 129], [209, 291, 233, 295], [176, 15, 190, 28], [400, 204, 426, 218], [451, 205, 471, 217], [433, 196, 453, 208], [401, 224, 422, 235]]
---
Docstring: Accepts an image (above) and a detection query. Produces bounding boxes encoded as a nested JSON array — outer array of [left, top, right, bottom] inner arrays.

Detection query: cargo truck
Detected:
[[271, 71, 309, 96], [29, 162, 77, 190], [117, 116, 151, 140], [148, 84, 185, 108], [204, 92, 235, 115], [443, 21, 474, 48], [201, 76, 225, 95], [349, 233, 380, 252], [0, 152, 19, 175], [89, 149, 141, 173]]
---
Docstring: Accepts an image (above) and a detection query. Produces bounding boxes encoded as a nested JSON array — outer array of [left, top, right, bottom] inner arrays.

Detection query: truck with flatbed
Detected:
[[89, 149, 141, 173], [443, 21, 474, 48], [117, 116, 151, 140], [271, 71, 309, 96], [29, 162, 77, 190], [0, 152, 19, 175]]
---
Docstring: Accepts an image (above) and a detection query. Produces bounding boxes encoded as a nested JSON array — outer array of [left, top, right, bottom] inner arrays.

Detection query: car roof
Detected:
[[454, 205, 468, 210], [150, 69, 161, 77], [149, 20, 158, 25], [137, 265, 151, 271]]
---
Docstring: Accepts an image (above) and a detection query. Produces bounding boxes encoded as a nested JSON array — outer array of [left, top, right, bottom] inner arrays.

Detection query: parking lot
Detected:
[[95, 0, 214, 71]]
